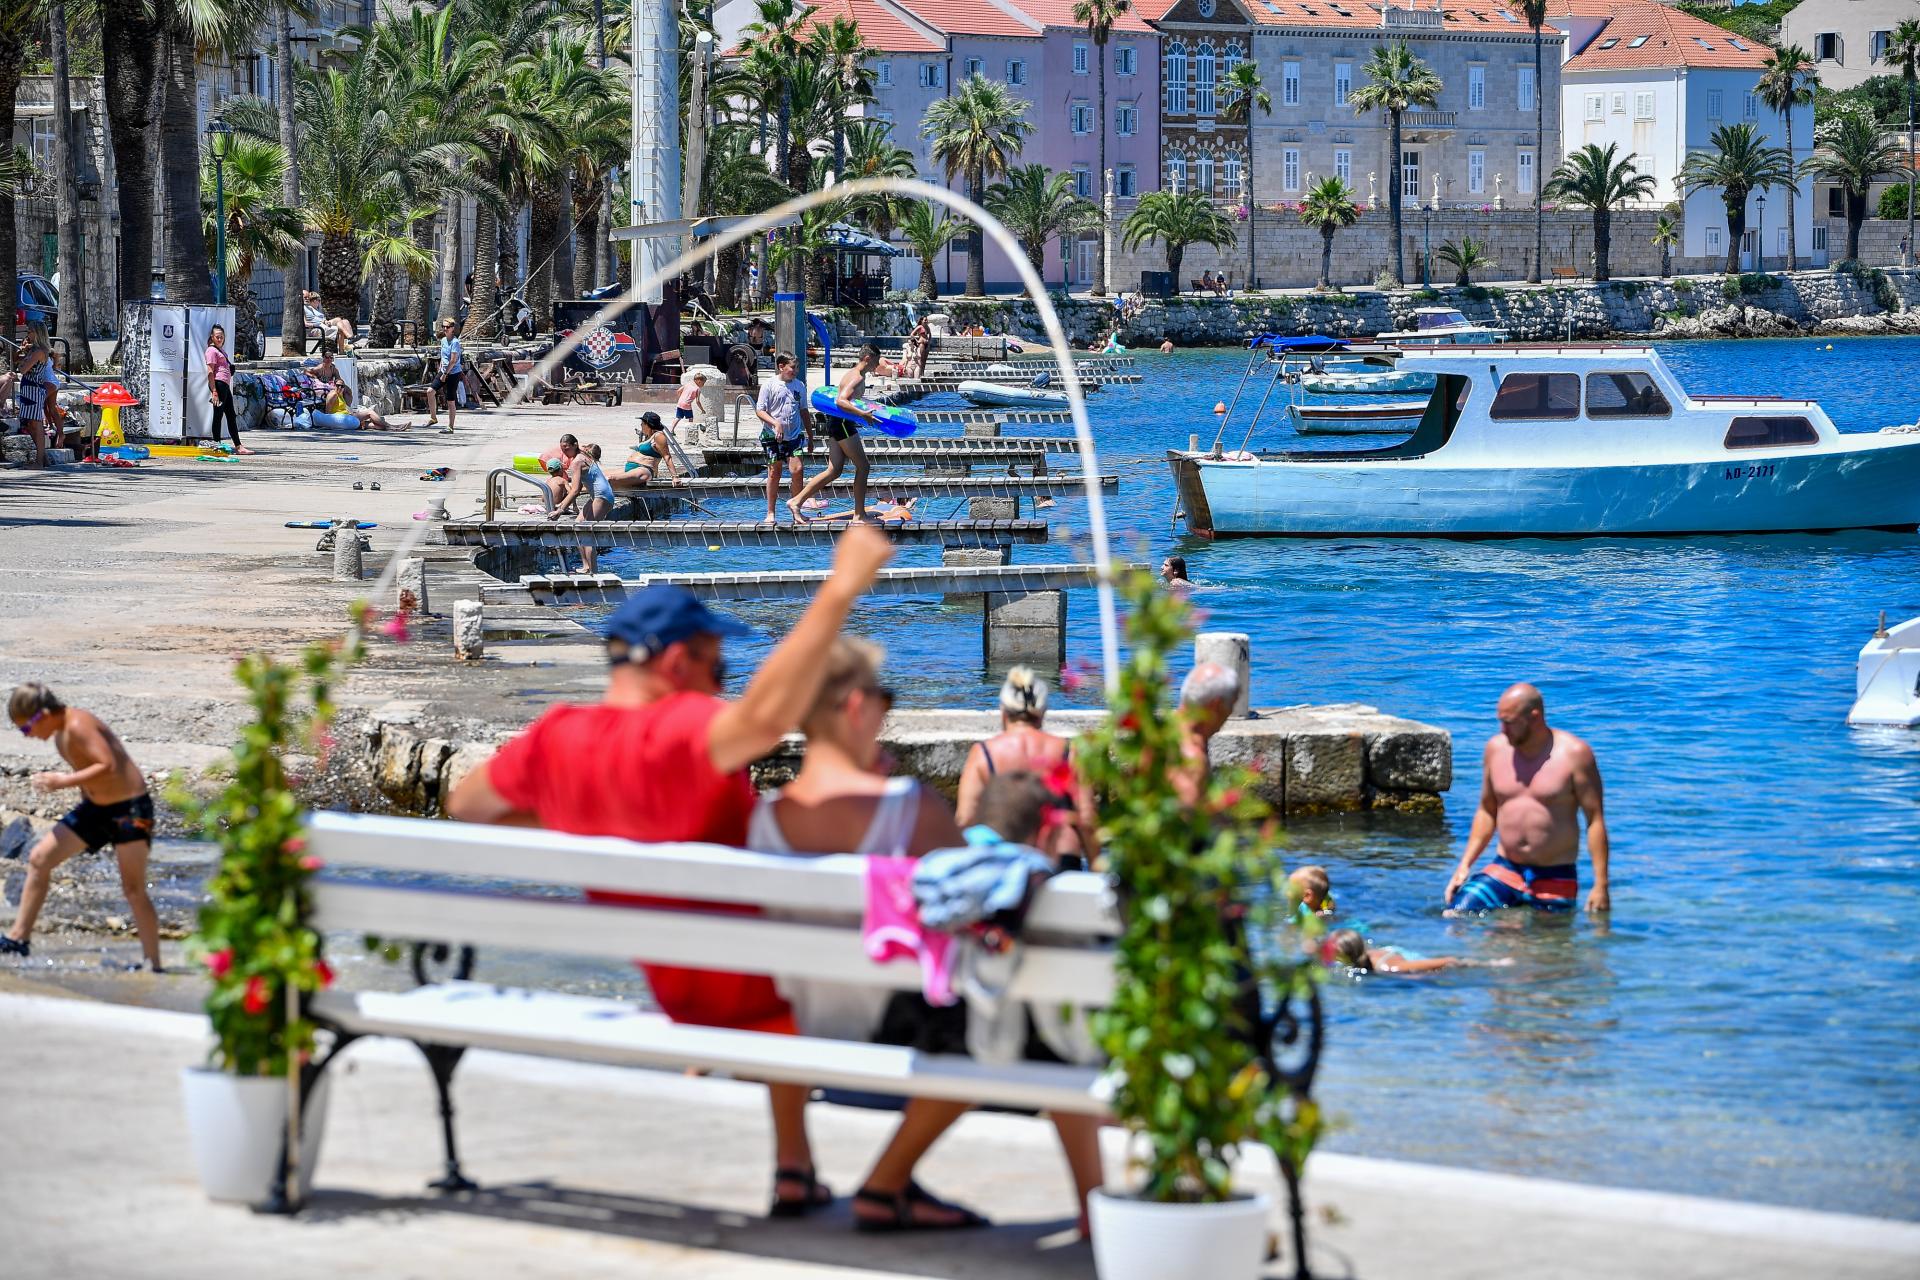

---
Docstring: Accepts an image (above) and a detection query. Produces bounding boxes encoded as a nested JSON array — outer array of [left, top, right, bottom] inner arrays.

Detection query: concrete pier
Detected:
[[441, 519, 1053, 549], [665, 475, 1115, 499], [908, 408, 1074, 426], [482, 563, 1126, 606]]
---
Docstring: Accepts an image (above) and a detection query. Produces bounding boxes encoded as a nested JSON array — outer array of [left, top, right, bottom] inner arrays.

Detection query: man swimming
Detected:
[[1444, 683, 1610, 915]]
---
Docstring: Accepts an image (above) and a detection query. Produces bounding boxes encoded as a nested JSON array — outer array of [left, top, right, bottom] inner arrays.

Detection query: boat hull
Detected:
[[1299, 370, 1436, 395], [1178, 443, 1920, 538], [1288, 402, 1426, 435], [958, 380, 1070, 409]]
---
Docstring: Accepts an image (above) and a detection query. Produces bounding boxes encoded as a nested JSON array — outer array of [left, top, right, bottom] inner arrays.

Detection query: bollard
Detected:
[[395, 557, 430, 615], [984, 589, 1065, 667], [331, 520, 362, 582], [452, 600, 485, 660], [1195, 632, 1252, 719]]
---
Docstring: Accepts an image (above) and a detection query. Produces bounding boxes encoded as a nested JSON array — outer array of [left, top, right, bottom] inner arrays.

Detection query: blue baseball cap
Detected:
[[602, 584, 751, 660]]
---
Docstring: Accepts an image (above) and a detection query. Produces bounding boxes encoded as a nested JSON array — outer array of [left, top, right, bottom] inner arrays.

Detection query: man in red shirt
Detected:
[[448, 526, 986, 1230]]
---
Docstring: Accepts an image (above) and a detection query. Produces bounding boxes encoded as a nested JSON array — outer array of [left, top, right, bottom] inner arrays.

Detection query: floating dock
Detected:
[[441, 519, 1053, 549], [481, 562, 1124, 605], [907, 408, 1075, 426], [666, 474, 1116, 499]]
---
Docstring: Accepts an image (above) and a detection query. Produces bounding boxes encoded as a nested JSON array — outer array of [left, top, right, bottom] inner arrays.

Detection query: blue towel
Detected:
[[912, 826, 1054, 932]]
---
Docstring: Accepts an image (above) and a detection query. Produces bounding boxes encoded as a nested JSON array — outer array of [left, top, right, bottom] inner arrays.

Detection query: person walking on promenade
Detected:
[[428, 318, 464, 432], [3, 684, 161, 970], [12, 324, 54, 467], [447, 526, 897, 1218], [755, 353, 811, 523], [1174, 662, 1240, 805], [204, 325, 250, 454], [1444, 682, 1610, 914], [787, 344, 896, 525]]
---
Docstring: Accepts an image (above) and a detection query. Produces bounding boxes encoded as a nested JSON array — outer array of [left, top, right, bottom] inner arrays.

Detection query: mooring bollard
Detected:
[[1195, 631, 1252, 718], [395, 557, 429, 614], [331, 520, 362, 582], [452, 600, 485, 660]]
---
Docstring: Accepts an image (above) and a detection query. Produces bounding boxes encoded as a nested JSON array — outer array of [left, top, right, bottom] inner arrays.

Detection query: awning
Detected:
[[825, 223, 902, 257], [1250, 334, 1350, 353]]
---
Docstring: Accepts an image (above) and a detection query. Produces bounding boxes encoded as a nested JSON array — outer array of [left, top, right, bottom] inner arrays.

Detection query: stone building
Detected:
[[10, 74, 118, 337], [1149, 0, 1566, 286]]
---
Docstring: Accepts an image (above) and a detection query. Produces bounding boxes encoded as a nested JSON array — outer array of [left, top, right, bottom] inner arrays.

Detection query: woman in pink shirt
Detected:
[[204, 325, 250, 454]]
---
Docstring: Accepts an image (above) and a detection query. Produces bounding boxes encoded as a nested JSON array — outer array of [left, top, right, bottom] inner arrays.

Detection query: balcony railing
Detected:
[[1403, 110, 1458, 128], [1381, 6, 1444, 29]]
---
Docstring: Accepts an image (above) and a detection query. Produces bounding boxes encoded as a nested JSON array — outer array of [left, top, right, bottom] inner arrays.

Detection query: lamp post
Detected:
[[1755, 191, 1767, 274], [207, 120, 233, 306], [1422, 202, 1433, 288]]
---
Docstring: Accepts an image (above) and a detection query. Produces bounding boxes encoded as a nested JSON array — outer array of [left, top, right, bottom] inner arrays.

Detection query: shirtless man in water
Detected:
[[1445, 683, 1609, 914], [4, 683, 162, 968]]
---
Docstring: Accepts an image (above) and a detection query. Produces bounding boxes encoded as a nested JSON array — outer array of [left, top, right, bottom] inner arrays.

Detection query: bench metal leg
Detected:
[[254, 1030, 362, 1217], [419, 1042, 479, 1194]]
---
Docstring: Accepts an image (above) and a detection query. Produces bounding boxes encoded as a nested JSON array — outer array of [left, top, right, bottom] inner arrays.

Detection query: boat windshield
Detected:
[[1418, 310, 1469, 330]]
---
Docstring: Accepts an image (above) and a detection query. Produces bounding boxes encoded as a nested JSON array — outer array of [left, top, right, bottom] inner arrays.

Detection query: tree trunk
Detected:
[[1246, 154, 1257, 289], [1024, 238, 1044, 279], [437, 194, 462, 322], [1167, 243, 1184, 286], [1388, 111, 1405, 286], [277, 3, 304, 355], [49, 0, 93, 370], [1660, 244, 1671, 278], [407, 213, 433, 341], [1846, 193, 1864, 263], [1593, 209, 1610, 282], [464, 198, 500, 339], [1093, 36, 1108, 295], [370, 261, 397, 347], [1782, 110, 1797, 273], [966, 168, 986, 296], [918, 251, 937, 300], [1724, 199, 1744, 274], [716, 239, 742, 310], [102, 0, 162, 320], [1905, 80, 1915, 270], [0, 25, 23, 346], [572, 178, 602, 296], [552, 170, 574, 303], [1319, 226, 1333, 290], [318, 230, 359, 331], [233, 279, 264, 360], [528, 178, 561, 330], [1529, 28, 1543, 284], [159, 31, 213, 303], [498, 198, 523, 301]]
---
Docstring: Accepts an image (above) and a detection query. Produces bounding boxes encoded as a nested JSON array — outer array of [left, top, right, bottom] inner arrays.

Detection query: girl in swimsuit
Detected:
[[1324, 928, 1498, 977]]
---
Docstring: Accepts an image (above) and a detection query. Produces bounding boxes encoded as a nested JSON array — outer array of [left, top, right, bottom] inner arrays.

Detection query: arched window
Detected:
[[1169, 154, 1186, 194], [1166, 41, 1188, 115], [1196, 42, 1216, 117], [1222, 155, 1242, 201], [1221, 44, 1241, 82], [1196, 152, 1214, 197]]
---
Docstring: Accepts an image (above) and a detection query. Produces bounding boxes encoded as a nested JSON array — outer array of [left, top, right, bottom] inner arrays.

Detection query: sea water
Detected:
[[592, 335, 1920, 1219]]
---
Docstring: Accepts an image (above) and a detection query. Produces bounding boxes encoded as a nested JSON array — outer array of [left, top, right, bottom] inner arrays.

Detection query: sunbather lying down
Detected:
[[816, 496, 916, 526]]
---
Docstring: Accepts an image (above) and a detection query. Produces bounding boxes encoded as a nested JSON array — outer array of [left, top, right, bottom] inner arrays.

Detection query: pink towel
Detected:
[[863, 855, 956, 1007]]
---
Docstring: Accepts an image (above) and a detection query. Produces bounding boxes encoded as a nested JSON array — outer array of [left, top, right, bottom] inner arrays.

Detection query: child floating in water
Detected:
[[1288, 865, 1335, 916], [1324, 927, 1494, 977]]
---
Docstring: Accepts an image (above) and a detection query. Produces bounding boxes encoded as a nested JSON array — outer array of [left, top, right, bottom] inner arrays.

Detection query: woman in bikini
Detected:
[[955, 667, 1074, 827]]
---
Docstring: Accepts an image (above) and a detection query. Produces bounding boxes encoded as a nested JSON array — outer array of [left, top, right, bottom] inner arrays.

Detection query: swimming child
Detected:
[[1288, 865, 1335, 916], [1324, 928, 1476, 977]]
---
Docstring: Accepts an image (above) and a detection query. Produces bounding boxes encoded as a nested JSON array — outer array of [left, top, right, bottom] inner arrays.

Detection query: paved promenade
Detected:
[[3, 991, 1915, 1280]]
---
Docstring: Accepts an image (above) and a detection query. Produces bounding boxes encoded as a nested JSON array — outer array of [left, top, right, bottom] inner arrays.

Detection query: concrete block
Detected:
[[1286, 730, 1368, 811], [331, 521, 363, 581], [1195, 632, 1252, 718], [1, 435, 31, 464], [984, 589, 1065, 667], [942, 545, 1011, 605], [395, 557, 429, 615], [46, 448, 75, 465], [415, 738, 453, 812], [1367, 727, 1453, 793], [967, 496, 1019, 521], [453, 600, 485, 660], [963, 420, 1002, 438]]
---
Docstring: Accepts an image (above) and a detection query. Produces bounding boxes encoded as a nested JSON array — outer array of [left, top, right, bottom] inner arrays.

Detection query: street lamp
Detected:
[[1755, 191, 1767, 274], [1422, 202, 1433, 288], [207, 119, 234, 306]]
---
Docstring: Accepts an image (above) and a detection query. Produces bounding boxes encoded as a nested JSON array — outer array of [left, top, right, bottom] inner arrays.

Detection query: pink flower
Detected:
[[1059, 665, 1084, 693], [299, 855, 322, 872], [206, 949, 233, 978], [381, 613, 411, 644], [242, 974, 271, 1016], [284, 836, 307, 855]]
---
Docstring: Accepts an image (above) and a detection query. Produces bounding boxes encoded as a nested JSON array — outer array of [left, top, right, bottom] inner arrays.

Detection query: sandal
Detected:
[[851, 1180, 989, 1234], [769, 1166, 834, 1218]]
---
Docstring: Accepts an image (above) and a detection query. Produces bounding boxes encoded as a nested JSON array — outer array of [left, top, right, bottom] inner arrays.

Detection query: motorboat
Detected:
[[1849, 613, 1920, 726], [1299, 366, 1436, 395], [1168, 344, 1920, 538], [958, 379, 1070, 409], [1377, 306, 1508, 346], [1288, 400, 1428, 435]]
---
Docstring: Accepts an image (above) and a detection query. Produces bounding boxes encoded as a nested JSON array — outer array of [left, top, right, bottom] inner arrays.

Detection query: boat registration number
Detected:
[[1723, 463, 1778, 480]]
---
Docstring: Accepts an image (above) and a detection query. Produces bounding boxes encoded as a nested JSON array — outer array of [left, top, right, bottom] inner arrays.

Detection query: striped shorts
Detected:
[[1450, 855, 1577, 912]]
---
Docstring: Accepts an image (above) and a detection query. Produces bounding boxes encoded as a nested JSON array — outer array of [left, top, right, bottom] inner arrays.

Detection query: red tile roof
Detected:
[[895, 0, 1044, 37], [797, 0, 946, 53], [1007, 0, 1156, 33], [1550, 0, 1774, 72], [1236, 0, 1549, 34]]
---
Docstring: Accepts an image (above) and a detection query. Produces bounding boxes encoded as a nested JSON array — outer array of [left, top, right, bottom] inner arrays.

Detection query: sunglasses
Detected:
[[865, 685, 895, 710], [16, 710, 47, 736]]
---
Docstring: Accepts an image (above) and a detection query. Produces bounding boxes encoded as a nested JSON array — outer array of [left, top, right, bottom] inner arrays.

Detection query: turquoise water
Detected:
[[593, 336, 1920, 1219]]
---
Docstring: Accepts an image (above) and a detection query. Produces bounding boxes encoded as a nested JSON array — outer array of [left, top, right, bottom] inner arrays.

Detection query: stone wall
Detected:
[[13, 75, 119, 337]]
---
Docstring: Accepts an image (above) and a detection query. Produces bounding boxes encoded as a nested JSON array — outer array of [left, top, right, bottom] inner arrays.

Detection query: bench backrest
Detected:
[[305, 811, 1120, 1007]]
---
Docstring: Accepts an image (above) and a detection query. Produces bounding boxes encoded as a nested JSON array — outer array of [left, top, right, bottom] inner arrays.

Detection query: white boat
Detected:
[[1288, 401, 1427, 435], [1848, 613, 1920, 726], [1299, 367, 1436, 395], [1168, 344, 1920, 538], [1377, 306, 1508, 346], [958, 379, 1070, 409]]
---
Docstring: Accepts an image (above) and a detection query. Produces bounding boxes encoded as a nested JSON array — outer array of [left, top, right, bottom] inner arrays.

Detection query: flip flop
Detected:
[[769, 1167, 833, 1219], [851, 1181, 989, 1234]]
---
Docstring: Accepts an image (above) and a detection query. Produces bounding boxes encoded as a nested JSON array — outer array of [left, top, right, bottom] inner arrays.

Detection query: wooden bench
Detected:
[[295, 811, 1118, 1203], [1550, 266, 1581, 281]]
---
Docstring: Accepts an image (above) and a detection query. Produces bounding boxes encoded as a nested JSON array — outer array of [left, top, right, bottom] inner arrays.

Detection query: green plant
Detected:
[[1543, 141, 1656, 281], [1372, 268, 1398, 291], [1757, 44, 1817, 271], [1805, 103, 1906, 264], [1881, 184, 1914, 222], [1079, 570, 1321, 1203], [1678, 123, 1796, 274], [1220, 59, 1272, 287], [1674, 0, 1796, 46], [923, 74, 1034, 296], [1298, 176, 1360, 291], [985, 163, 1099, 277], [1721, 277, 1742, 301], [179, 630, 362, 1077], [1121, 189, 1237, 285], [1673, 276, 1695, 295], [1348, 42, 1443, 286], [1610, 279, 1644, 299], [1436, 234, 1495, 285], [1651, 213, 1680, 278], [1460, 284, 1489, 302], [899, 199, 963, 301], [1410, 286, 1440, 301], [1074, 0, 1132, 293]]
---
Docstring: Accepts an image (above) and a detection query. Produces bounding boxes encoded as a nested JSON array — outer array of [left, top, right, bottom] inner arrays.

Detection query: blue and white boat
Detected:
[[958, 379, 1070, 409], [1377, 306, 1509, 346], [1169, 344, 1920, 538], [1299, 366, 1436, 396]]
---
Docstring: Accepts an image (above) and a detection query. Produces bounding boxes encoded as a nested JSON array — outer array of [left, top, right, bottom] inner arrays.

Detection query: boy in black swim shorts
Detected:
[[5, 683, 162, 970]]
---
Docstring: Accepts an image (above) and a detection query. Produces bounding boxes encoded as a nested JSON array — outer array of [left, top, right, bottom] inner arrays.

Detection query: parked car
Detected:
[[17, 272, 57, 333]]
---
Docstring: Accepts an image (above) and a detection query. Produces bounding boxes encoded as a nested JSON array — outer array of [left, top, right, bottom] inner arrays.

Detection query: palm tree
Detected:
[[200, 134, 303, 358], [1298, 176, 1360, 290], [0, 0, 35, 343], [1678, 123, 1795, 274], [839, 119, 916, 242], [1348, 42, 1443, 286], [1516, 0, 1548, 283], [361, 204, 437, 348], [1756, 45, 1816, 272], [1802, 108, 1906, 263], [1651, 211, 1679, 278], [1543, 143, 1656, 281], [1220, 60, 1271, 290], [102, 0, 165, 315], [1073, 0, 1130, 295], [985, 164, 1099, 280], [1890, 19, 1920, 269], [1435, 235, 1495, 286], [48, 0, 93, 369], [701, 123, 789, 309], [923, 75, 1034, 296], [767, 202, 843, 302], [275, 0, 306, 354], [899, 199, 963, 300], [743, 0, 810, 213], [1121, 189, 1236, 286], [809, 15, 873, 177]]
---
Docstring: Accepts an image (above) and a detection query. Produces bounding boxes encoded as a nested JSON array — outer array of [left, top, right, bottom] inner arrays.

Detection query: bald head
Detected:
[[1181, 662, 1240, 742], [1495, 682, 1547, 747]]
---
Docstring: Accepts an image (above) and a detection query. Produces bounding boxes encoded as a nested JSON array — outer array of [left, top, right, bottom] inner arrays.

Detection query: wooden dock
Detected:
[[482, 562, 1127, 605], [442, 519, 1053, 549], [667, 474, 1116, 499], [908, 408, 1074, 426]]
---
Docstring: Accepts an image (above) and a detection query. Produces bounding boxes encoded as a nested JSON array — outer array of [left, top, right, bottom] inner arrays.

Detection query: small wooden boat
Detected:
[[1288, 400, 1427, 435]]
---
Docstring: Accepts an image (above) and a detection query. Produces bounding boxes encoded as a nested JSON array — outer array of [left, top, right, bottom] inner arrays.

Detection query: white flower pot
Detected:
[[1088, 1188, 1271, 1280], [180, 1067, 331, 1205]]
